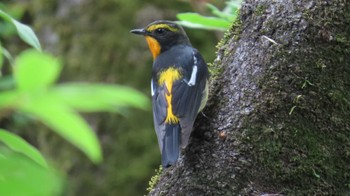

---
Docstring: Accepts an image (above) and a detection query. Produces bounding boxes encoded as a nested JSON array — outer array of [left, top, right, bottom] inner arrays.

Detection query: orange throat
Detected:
[[145, 36, 161, 60]]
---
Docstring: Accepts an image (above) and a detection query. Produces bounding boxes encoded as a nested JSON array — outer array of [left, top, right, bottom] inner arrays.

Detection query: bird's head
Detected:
[[131, 20, 191, 59]]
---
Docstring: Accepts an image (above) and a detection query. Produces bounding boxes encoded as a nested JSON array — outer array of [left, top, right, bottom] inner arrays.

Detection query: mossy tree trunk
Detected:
[[150, 0, 350, 195]]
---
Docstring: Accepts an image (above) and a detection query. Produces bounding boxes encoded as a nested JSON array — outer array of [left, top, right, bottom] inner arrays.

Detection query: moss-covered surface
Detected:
[[146, 166, 163, 193], [234, 0, 350, 194], [246, 43, 350, 194], [211, 18, 242, 78]]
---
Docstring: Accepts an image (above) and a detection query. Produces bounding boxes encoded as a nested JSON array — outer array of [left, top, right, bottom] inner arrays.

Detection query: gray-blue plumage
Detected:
[[152, 45, 208, 167], [131, 20, 209, 168]]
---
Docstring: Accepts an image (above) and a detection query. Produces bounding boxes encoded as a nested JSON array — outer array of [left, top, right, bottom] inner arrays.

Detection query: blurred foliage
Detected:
[[0, 10, 63, 195], [0, 8, 149, 195], [177, 0, 242, 31], [0, 144, 62, 196], [0, 129, 47, 167], [0, 2, 26, 38], [0, 9, 41, 51], [0, 130, 62, 196], [0, 0, 220, 195]]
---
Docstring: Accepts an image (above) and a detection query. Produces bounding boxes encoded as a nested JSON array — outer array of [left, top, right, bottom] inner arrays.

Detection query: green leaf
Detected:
[[226, 0, 243, 11], [19, 96, 102, 163], [0, 75, 15, 91], [177, 13, 231, 31], [0, 129, 48, 168], [13, 20, 42, 51], [0, 146, 62, 196], [206, 3, 237, 21], [1, 47, 14, 66], [14, 49, 61, 91], [0, 10, 42, 51], [50, 83, 150, 112], [0, 90, 19, 109], [0, 44, 3, 71]]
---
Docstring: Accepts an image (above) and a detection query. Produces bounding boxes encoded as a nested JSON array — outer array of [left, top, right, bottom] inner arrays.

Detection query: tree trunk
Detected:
[[150, 0, 350, 195]]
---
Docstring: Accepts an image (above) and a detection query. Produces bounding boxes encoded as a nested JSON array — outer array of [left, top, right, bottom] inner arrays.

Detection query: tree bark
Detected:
[[150, 0, 350, 195]]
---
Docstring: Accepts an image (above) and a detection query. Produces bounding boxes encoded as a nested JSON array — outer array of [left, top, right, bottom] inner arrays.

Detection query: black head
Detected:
[[131, 20, 191, 58]]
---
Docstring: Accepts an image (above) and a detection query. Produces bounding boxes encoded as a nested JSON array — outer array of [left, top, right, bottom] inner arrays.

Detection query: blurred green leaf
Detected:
[[226, 0, 242, 11], [207, 4, 237, 21], [1, 47, 14, 66], [177, 0, 242, 31], [0, 20, 16, 38], [0, 90, 18, 109], [12, 20, 42, 51], [51, 83, 150, 112], [14, 49, 61, 91], [0, 146, 62, 196], [0, 9, 42, 51], [0, 3, 26, 20], [0, 129, 48, 168], [0, 76, 15, 91], [19, 96, 102, 163], [177, 13, 231, 31], [0, 44, 3, 71]]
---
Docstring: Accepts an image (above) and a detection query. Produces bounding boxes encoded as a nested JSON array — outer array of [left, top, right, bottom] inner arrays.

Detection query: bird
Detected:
[[131, 20, 209, 168]]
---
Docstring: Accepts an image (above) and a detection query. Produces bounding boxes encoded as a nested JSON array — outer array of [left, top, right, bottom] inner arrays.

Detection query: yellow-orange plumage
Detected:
[[145, 36, 161, 59], [158, 67, 181, 124]]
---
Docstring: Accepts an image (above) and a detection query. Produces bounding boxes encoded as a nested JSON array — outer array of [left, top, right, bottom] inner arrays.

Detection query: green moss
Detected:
[[216, 15, 242, 50], [255, 4, 267, 16], [210, 17, 242, 82], [239, 7, 350, 192], [335, 34, 349, 44], [244, 113, 350, 194], [147, 166, 163, 193], [207, 62, 221, 78]]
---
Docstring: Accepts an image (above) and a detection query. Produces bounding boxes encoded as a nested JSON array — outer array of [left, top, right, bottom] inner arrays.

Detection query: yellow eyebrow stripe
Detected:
[[146, 24, 178, 32], [158, 67, 181, 124]]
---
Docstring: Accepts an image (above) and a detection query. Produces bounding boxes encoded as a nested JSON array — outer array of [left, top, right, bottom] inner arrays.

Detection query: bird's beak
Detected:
[[130, 28, 147, 35]]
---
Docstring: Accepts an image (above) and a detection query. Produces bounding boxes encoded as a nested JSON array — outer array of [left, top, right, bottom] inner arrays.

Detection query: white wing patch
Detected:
[[186, 51, 198, 86], [187, 65, 197, 86], [151, 79, 155, 96]]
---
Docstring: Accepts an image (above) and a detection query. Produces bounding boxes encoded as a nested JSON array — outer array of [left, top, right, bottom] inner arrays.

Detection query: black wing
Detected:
[[171, 49, 208, 147]]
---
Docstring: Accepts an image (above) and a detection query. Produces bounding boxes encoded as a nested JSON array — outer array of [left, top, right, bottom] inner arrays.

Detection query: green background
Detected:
[[0, 0, 220, 195]]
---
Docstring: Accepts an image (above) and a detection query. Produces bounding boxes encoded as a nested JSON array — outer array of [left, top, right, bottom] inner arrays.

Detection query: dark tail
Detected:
[[162, 124, 181, 168]]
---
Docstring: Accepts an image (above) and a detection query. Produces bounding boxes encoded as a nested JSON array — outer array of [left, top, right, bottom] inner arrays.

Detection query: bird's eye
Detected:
[[155, 28, 166, 34]]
